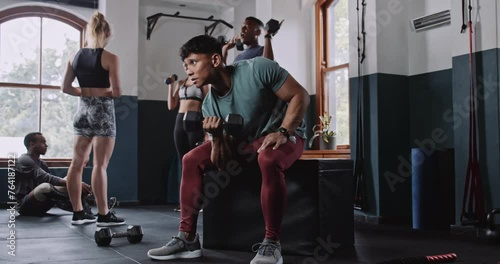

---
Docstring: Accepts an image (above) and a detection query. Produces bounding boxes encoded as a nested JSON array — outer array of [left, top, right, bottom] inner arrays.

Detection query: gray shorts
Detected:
[[74, 97, 116, 138]]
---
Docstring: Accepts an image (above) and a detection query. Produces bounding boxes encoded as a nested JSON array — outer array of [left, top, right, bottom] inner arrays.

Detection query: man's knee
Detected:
[[33, 183, 69, 201], [257, 152, 279, 170], [182, 149, 209, 168], [32, 183, 52, 201]]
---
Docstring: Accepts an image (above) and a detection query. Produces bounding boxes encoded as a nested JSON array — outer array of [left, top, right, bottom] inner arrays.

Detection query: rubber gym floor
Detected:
[[0, 205, 499, 264]]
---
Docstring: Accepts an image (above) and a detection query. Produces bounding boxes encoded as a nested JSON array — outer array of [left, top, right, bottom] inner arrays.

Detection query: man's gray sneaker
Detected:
[[250, 238, 283, 264], [147, 232, 202, 260]]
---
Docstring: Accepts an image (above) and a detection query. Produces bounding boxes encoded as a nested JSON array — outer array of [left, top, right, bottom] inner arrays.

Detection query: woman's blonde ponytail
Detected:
[[85, 11, 110, 48]]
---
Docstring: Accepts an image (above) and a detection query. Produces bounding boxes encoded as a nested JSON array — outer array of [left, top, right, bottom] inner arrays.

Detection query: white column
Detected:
[[100, 0, 139, 97]]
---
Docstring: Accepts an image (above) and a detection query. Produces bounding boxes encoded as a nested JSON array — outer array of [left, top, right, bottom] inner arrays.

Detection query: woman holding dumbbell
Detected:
[[166, 75, 210, 211]]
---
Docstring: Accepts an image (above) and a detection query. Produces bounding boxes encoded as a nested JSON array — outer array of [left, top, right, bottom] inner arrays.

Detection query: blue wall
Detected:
[[110, 95, 139, 202], [350, 49, 500, 224], [137, 99, 179, 204], [0, 95, 139, 205], [409, 69, 454, 149], [452, 48, 500, 222], [350, 73, 411, 220]]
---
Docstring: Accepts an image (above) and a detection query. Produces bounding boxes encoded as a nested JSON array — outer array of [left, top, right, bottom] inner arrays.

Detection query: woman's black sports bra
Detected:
[[72, 48, 110, 88]]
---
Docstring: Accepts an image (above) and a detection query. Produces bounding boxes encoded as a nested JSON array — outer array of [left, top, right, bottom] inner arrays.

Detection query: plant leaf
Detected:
[[308, 133, 321, 148]]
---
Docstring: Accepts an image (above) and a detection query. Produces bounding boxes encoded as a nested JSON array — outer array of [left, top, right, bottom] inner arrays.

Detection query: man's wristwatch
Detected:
[[278, 127, 297, 144], [277, 127, 290, 138]]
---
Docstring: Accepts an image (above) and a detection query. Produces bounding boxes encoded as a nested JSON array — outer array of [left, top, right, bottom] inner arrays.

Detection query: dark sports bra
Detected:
[[179, 83, 203, 101], [72, 48, 110, 88]]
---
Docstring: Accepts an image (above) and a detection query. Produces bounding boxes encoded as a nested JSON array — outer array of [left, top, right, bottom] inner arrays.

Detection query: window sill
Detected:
[[300, 146, 351, 159], [0, 158, 72, 168]]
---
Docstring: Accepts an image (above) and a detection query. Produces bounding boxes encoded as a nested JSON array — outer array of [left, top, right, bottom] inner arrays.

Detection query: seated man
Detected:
[[222, 16, 275, 64], [148, 35, 309, 264], [14, 132, 94, 224]]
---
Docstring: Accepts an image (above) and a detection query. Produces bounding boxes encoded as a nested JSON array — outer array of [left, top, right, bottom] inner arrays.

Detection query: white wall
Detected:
[[497, 1, 500, 48], [139, 2, 224, 100], [376, 0, 409, 76], [408, 0, 452, 76], [0, 0, 93, 20], [408, 0, 499, 74], [451, 0, 498, 57], [256, 0, 272, 24], [217, 7, 236, 63], [349, 0, 378, 77], [270, 0, 314, 94], [101, 0, 139, 97]]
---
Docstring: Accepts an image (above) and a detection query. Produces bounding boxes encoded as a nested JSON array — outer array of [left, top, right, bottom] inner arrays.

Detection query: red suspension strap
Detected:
[[460, 0, 486, 226], [375, 253, 457, 264]]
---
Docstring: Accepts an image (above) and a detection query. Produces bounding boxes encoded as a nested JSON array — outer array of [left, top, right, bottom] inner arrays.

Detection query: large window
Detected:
[[0, 6, 85, 160], [315, 0, 350, 147]]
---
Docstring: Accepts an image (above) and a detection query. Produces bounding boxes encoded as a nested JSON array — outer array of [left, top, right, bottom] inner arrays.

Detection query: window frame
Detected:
[[314, 0, 350, 152], [0, 6, 86, 167]]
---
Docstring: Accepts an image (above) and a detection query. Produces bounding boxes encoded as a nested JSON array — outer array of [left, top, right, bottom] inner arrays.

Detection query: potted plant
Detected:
[[308, 111, 337, 150]]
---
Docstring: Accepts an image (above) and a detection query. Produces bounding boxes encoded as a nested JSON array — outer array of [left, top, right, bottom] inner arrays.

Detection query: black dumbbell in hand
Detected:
[[265, 19, 284, 37], [94, 225, 143, 246], [219, 35, 244, 51], [217, 35, 228, 45], [183, 111, 243, 137], [165, 74, 178, 85]]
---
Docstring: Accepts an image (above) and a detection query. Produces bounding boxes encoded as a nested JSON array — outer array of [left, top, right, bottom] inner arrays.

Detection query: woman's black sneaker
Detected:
[[96, 211, 126, 227], [71, 210, 97, 225]]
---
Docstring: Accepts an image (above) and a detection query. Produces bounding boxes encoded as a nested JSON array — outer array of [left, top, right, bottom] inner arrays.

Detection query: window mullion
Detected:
[[39, 16, 42, 132]]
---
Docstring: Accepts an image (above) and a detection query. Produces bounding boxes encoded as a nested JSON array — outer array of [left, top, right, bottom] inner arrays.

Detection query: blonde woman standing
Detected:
[[61, 11, 125, 226]]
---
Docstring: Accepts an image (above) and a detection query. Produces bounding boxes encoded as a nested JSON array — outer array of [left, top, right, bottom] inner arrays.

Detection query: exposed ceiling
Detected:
[[145, 0, 244, 13]]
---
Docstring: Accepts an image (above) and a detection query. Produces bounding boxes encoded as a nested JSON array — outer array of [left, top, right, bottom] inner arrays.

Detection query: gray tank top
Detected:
[[179, 83, 203, 101]]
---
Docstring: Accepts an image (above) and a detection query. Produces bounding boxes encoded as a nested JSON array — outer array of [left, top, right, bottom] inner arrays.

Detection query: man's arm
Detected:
[[274, 75, 310, 133], [222, 35, 239, 65], [34, 167, 66, 187], [17, 157, 66, 187], [262, 34, 274, 61], [257, 74, 310, 152], [203, 117, 233, 170], [210, 134, 233, 170]]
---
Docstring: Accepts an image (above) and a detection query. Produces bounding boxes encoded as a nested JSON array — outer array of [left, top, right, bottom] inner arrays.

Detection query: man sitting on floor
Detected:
[[14, 132, 94, 223]]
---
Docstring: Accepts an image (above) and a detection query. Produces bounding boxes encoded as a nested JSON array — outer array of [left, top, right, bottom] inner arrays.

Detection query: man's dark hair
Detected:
[[24, 132, 42, 149], [245, 16, 264, 28], [180, 35, 222, 61]]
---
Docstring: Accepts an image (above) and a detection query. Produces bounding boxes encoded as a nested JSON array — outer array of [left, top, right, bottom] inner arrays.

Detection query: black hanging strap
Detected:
[[460, 0, 467, 33], [354, 0, 367, 211], [360, 0, 366, 63]]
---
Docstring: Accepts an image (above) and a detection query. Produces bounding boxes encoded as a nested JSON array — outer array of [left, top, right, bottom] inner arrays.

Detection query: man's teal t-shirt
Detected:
[[202, 57, 306, 141]]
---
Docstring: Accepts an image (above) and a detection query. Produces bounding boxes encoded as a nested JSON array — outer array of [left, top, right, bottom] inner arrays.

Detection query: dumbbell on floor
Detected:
[[183, 111, 244, 137], [95, 225, 143, 246]]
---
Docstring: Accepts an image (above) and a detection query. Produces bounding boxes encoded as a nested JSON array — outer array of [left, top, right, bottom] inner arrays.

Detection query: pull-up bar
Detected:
[[147, 12, 233, 40]]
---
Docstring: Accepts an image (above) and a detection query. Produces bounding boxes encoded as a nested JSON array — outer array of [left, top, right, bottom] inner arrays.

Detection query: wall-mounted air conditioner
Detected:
[[410, 10, 451, 32]]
